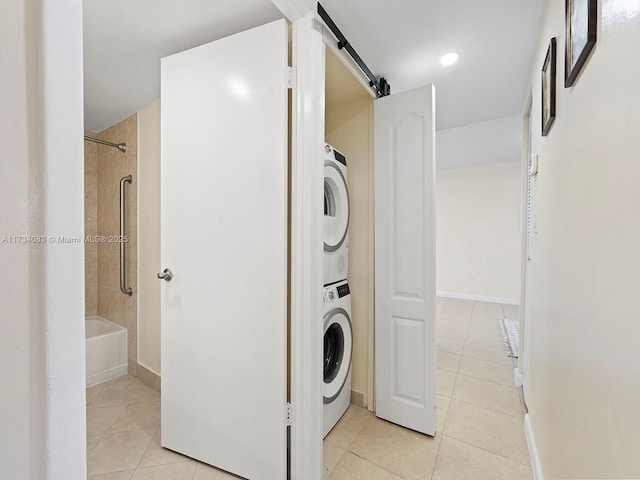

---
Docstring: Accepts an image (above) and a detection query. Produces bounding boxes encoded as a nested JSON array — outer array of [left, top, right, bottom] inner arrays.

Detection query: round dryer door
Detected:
[[323, 308, 353, 403], [324, 163, 349, 252]]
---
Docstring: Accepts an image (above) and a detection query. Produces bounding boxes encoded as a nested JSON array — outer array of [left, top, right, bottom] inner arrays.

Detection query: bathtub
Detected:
[[85, 316, 128, 387]]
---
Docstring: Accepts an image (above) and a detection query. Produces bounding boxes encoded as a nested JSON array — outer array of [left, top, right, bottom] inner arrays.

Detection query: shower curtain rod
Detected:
[[84, 135, 127, 153]]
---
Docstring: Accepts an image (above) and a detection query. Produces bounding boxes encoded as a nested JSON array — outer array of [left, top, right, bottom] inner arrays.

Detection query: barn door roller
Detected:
[[317, 3, 391, 98]]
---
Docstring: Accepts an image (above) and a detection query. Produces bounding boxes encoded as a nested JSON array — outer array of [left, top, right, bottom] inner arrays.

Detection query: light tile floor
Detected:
[[86, 376, 241, 479], [323, 298, 532, 480], [86, 297, 531, 479]]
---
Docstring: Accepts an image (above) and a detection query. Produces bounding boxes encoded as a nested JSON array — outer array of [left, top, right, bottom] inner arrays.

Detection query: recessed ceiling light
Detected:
[[440, 52, 459, 66]]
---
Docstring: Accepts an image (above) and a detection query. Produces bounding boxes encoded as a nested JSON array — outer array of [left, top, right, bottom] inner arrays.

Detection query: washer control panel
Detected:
[[323, 282, 350, 305]]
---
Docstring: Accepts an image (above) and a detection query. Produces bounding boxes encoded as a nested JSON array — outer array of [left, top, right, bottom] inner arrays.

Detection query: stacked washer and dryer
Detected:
[[322, 144, 353, 437]]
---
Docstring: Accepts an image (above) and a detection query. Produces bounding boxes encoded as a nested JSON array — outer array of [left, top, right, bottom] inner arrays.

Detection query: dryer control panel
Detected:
[[336, 283, 350, 298]]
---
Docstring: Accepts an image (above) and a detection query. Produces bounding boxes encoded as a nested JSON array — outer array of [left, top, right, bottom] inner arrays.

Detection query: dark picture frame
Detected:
[[541, 38, 557, 137], [565, 0, 597, 87]]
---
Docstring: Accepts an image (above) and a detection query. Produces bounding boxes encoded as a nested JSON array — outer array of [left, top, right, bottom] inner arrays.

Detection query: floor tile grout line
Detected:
[[458, 350, 516, 366], [451, 369, 518, 389], [458, 350, 515, 367], [132, 424, 160, 471], [463, 340, 514, 352], [466, 321, 505, 332], [345, 449, 410, 479], [440, 433, 532, 468], [455, 370, 521, 391], [432, 419, 449, 479], [472, 301, 479, 318], [86, 375, 162, 477], [324, 445, 347, 479], [443, 395, 524, 421], [432, 300, 476, 479], [451, 370, 523, 395], [86, 463, 137, 478], [445, 396, 526, 421]]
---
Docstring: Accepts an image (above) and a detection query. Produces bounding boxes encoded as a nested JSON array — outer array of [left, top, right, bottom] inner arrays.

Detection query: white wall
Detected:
[[1, 0, 86, 478], [437, 115, 522, 170], [137, 100, 162, 375], [524, 0, 640, 478], [437, 162, 522, 303], [0, 1, 46, 477]]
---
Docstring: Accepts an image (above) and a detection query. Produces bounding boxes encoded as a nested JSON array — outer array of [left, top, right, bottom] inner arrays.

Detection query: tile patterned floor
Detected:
[[323, 298, 532, 480], [86, 298, 531, 479], [86, 376, 241, 479]]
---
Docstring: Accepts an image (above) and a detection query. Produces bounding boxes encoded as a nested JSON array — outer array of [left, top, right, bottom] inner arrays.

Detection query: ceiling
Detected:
[[83, 0, 282, 132], [320, 0, 544, 130], [84, 0, 543, 134]]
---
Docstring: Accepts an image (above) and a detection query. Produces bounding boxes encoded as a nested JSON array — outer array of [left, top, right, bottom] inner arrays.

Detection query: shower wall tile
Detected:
[[84, 130, 98, 317], [96, 114, 138, 376]]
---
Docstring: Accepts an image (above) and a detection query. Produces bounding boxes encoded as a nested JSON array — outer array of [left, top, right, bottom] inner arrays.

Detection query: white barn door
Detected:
[[160, 19, 288, 479], [374, 84, 437, 435]]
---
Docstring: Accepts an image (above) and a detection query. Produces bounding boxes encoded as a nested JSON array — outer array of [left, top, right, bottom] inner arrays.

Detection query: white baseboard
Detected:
[[524, 414, 544, 480], [437, 291, 519, 305], [86, 364, 128, 388], [514, 368, 523, 387]]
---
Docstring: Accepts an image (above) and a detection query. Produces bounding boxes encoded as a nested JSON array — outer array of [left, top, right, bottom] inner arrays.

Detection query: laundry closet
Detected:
[[323, 46, 375, 416]]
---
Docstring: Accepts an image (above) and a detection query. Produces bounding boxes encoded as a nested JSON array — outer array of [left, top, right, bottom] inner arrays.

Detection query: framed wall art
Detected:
[[542, 38, 557, 136], [565, 0, 597, 87]]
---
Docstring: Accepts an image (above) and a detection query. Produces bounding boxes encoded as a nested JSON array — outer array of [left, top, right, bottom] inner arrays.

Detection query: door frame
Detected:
[[289, 11, 325, 480], [518, 92, 533, 406]]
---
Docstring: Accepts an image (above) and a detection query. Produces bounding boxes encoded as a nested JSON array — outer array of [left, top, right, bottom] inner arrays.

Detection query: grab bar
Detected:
[[120, 175, 133, 296]]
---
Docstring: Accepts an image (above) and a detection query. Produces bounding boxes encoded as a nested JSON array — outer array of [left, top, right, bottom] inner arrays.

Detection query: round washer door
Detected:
[[323, 307, 353, 403], [324, 162, 349, 252]]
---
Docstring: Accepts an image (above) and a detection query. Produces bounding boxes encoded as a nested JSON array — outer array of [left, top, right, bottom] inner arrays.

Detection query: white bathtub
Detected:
[[85, 316, 128, 387]]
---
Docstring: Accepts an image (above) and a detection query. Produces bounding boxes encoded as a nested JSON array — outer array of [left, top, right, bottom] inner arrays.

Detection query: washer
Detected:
[[324, 144, 349, 286], [323, 280, 352, 437]]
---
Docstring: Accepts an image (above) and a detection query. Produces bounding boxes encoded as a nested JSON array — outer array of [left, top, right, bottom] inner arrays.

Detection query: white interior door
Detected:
[[374, 84, 436, 435], [160, 19, 288, 479]]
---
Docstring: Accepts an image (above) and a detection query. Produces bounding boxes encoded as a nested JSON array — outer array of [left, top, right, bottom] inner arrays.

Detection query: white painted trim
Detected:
[[437, 291, 519, 305], [514, 367, 523, 387], [520, 99, 533, 407], [137, 113, 141, 378], [366, 100, 375, 411], [524, 414, 544, 480], [86, 365, 128, 388], [270, 0, 313, 21], [41, 0, 87, 477], [290, 13, 325, 480]]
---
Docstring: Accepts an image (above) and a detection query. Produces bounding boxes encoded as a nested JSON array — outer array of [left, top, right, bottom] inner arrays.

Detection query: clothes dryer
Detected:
[[324, 144, 349, 286]]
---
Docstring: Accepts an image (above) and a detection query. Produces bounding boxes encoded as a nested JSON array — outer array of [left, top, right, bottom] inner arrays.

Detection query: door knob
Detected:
[[157, 268, 173, 281]]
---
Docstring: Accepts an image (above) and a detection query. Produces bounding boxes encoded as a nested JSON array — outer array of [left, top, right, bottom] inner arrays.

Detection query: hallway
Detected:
[[85, 298, 531, 479], [322, 298, 531, 479]]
